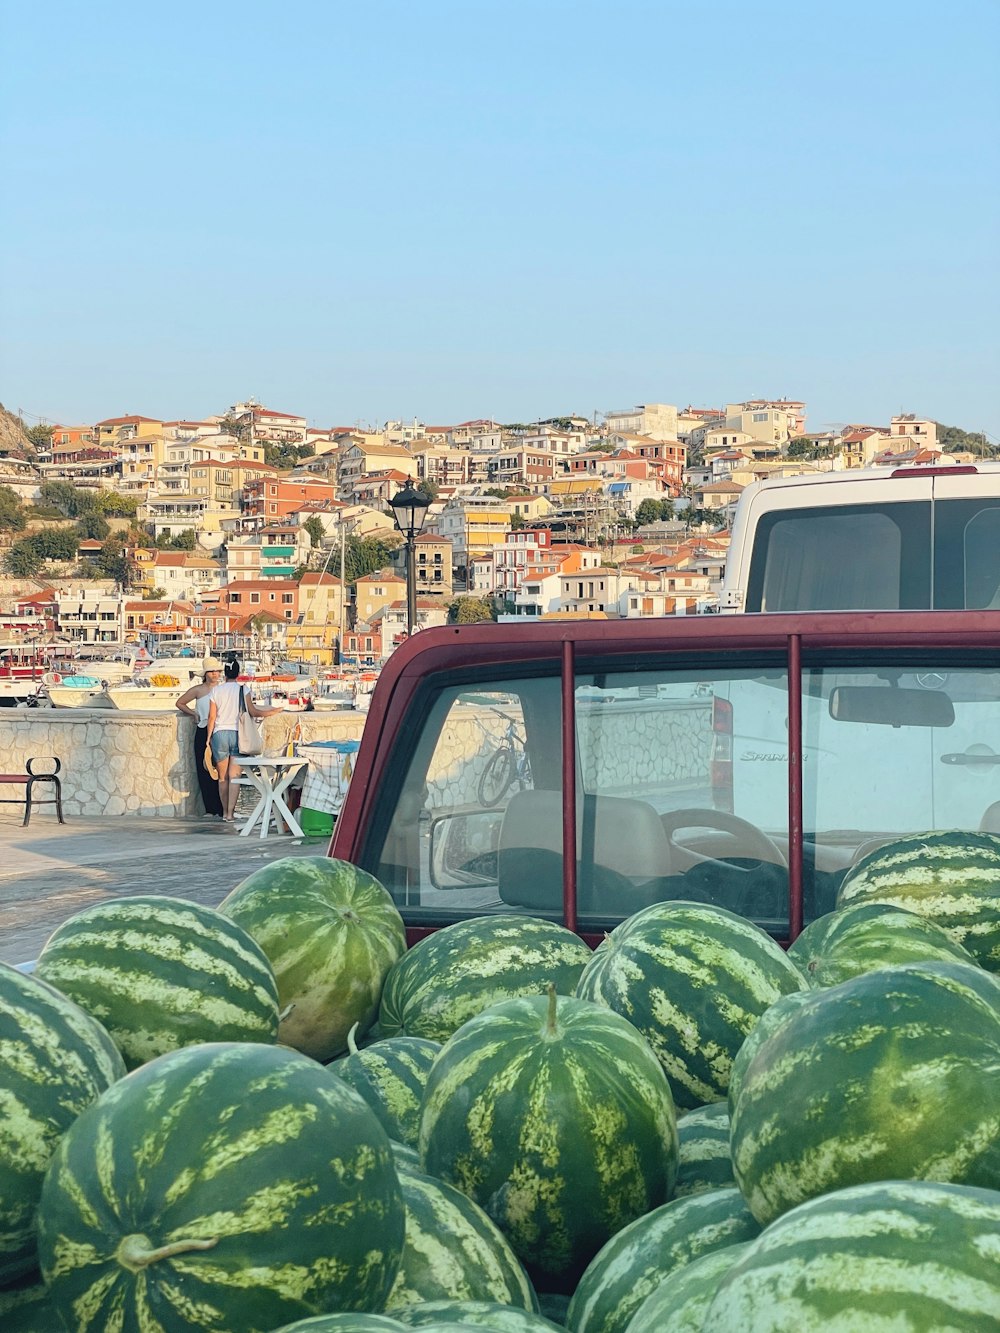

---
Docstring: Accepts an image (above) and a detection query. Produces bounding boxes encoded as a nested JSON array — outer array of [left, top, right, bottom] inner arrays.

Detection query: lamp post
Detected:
[[389, 482, 432, 637]]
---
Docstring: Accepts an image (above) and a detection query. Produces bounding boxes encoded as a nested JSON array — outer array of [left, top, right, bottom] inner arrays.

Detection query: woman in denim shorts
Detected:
[[207, 660, 282, 823]]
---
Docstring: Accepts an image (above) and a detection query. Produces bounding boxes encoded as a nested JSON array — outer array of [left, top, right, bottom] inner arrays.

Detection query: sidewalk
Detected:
[[0, 810, 328, 966]]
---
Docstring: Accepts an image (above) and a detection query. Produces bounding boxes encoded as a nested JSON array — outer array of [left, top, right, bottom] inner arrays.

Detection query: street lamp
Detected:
[[389, 482, 432, 637]]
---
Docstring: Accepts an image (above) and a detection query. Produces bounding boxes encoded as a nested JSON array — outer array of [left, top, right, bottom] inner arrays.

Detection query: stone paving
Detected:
[[0, 810, 328, 965]]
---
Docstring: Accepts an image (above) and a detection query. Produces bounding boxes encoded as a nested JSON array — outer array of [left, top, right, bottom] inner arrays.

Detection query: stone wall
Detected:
[[0, 708, 368, 818]]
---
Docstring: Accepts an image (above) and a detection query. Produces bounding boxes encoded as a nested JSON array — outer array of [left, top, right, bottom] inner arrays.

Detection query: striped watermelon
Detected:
[[789, 900, 979, 987], [702, 1180, 1000, 1331], [37, 1042, 406, 1332], [729, 961, 1000, 1226], [377, 916, 592, 1044], [726, 987, 813, 1114], [575, 901, 807, 1110], [34, 895, 279, 1070], [565, 1187, 761, 1333], [332, 1028, 441, 1147], [220, 856, 406, 1060], [395, 1302, 565, 1330], [391, 1140, 423, 1171], [0, 1270, 64, 1333], [271, 1318, 408, 1331], [385, 1166, 538, 1313], [675, 1101, 735, 1197], [419, 986, 677, 1291], [625, 1243, 754, 1333], [0, 962, 125, 1283], [836, 830, 1000, 972]]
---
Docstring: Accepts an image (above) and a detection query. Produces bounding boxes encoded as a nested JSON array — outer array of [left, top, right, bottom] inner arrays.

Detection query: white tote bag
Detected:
[[237, 686, 265, 756]]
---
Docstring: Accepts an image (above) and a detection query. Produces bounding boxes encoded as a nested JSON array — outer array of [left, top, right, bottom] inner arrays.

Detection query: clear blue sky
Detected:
[[2, 0, 997, 437]]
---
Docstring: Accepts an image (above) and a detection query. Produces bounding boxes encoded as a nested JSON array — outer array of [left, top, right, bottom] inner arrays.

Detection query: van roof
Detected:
[[752, 462, 1000, 491]]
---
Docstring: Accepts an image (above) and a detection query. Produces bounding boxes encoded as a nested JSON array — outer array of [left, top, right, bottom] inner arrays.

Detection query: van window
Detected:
[[748, 503, 931, 611], [965, 508, 1000, 609]]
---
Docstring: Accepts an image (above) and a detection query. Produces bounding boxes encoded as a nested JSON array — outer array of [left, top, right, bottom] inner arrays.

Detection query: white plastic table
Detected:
[[236, 757, 308, 839]]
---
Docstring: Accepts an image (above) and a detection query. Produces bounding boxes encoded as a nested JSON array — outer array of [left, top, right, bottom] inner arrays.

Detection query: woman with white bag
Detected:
[[206, 659, 282, 824]]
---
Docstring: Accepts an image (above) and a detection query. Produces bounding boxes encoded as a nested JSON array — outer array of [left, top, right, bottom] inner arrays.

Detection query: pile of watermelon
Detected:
[[2, 831, 1000, 1331]]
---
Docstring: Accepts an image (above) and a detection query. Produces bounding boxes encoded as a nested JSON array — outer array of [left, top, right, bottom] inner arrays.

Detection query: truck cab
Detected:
[[721, 463, 1000, 613], [330, 612, 1000, 945]]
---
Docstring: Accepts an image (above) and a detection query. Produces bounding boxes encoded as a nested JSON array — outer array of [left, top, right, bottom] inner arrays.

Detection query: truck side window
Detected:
[[370, 678, 556, 920]]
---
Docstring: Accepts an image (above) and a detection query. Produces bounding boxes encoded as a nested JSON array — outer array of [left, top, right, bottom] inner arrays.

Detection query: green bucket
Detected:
[[298, 806, 334, 838]]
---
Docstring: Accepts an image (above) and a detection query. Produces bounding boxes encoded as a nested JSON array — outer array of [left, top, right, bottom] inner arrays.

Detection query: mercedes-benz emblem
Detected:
[[915, 672, 948, 690]]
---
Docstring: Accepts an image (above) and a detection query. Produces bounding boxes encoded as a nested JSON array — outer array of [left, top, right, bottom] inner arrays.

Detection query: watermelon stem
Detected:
[[347, 1021, 360, 1054], [117, 1233, 218, 1271], [543, 982, 559, 1039]]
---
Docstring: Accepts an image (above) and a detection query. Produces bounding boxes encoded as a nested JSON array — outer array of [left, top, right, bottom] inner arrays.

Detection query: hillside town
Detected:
[[0, 397, 985, 670]]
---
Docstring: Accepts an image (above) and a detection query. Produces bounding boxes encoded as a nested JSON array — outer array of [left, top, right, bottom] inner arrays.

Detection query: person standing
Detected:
[[175, 658, 225, 818], [206, 659, 282, 824]]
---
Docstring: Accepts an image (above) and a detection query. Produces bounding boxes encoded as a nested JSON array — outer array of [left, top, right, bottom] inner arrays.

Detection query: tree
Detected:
[[635, 498, 663, 527], [77, 512, 111, 541], [936, 423, 994, 457], [303, 515, 325, 548], [25, 424, 54, 450], [0, 485, 25, 532], [144, 586, 167, 600], [94, 490, 138, 517], [447, 596, 496, 624], [155, 529, 197, 551], [263, 440, 312, 471], [343, 533, 403, 584], [416, 479, 439, 501], [38, 480, 84, 517], [786, 436, 820, 459], [3, 541, 42, 576], [510, 512, 526, 530], [30, 528, 79, 561], [95, 536, 132, 587]]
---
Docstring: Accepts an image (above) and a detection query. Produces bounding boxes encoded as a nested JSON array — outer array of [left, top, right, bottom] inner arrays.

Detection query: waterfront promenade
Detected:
[[0, 810, 325, 966]]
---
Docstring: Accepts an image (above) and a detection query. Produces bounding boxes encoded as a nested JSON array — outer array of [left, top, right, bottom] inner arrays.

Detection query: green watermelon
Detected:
[[565, 1187, 761, 1333], [332, 1028, 441, 1147], [377, 915, 592, 1043], [0, 1269, 64, 1332], [836, 830, 1000, 971], [575, 901, 806, 1109], [390, 1140, 423, 1171], [420, 986, 677, 1291], [675, 1101, 735, 1197], [625, 1243, 753, 1333], [34, 895, 279, 1069], [271, 1318, 408, 1332], [395, 1301, 565, 1330], [37, 1041, 406, 1332], [220, 856, 406, 1060], [726, 987, 814, 1114], [730, 961, 1000, 1226], [0, 962, 125, 1283], [789, 901, 979, 987], [386, 1166, 538, 1313], [702, 1181, 1000, 1331]]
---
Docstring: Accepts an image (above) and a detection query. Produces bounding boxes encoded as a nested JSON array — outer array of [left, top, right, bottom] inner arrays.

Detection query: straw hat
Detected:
[[203, 657, 224, 673]]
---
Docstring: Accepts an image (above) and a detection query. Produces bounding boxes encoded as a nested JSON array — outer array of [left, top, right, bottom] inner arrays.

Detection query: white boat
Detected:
[[45, 654, 138, 708], [105, 656, 207, 712], [312, 670, 379, 712], [46, 674, 116, 709]]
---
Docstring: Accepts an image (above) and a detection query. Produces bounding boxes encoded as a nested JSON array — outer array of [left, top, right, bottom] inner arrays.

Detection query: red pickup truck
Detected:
[[330, 609, 1000, 945]]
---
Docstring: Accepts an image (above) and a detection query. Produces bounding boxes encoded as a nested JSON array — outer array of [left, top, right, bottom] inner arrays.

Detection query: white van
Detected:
[[720, 462, 1000, 613]]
